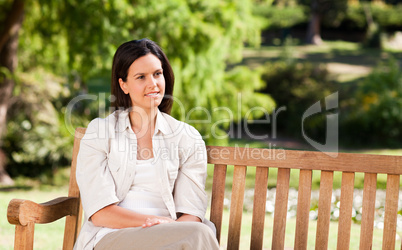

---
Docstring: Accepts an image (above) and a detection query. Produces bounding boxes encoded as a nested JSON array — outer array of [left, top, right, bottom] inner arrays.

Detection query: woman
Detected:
[[74, 39, 219, 250]]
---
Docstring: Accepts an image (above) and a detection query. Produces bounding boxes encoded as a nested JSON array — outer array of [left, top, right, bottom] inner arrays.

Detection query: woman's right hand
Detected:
[[141, 216, 175, 228], [91, 205, 175, 229]]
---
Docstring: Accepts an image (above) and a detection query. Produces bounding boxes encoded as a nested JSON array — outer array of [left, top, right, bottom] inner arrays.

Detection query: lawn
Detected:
[[216, 209, 401, 250], [241, 40, 402, 85], [2, 186, 400, 250], [1, 187, 68, 250], [2, 149, 402, 250]]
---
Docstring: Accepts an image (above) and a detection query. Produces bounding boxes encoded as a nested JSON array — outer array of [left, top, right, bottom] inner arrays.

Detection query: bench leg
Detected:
[[14, 222, 34, 250]]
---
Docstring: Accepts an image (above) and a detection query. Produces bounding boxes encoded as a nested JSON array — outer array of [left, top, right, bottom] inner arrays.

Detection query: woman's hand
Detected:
[[91, 205, 175, 229], [176, 213, 201, 222], [141, 216, 175, 228]]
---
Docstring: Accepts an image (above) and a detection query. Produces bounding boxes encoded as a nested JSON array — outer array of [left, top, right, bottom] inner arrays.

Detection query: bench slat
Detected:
[[250, 167, 269, 249], [382, 174, 400, 249], [359, 173, 377, 250], [210, 164, 227, 243], [272, 168, 291, 249], [228, 165, 247, 250], [315, 171, 334, 249], [207, 146, 402, 174], [295, 169, 313, 250], [337, 172, 355, 250]]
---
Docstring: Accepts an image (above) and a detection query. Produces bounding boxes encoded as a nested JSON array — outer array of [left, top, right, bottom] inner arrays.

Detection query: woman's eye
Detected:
[[137, 75, 144, 80]]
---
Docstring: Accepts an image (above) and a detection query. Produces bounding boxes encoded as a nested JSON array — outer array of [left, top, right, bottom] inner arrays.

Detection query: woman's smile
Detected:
[[119, 53, 166, 111]]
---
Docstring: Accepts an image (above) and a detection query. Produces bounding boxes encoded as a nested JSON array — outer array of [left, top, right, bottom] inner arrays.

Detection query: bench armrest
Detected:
[[7, 197, 80, 226]]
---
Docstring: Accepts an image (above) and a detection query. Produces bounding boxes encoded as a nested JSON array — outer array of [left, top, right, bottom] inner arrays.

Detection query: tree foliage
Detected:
[[2, 0, 275, 178], [253, 2, 308, 29], [342, 58, 402, 146]]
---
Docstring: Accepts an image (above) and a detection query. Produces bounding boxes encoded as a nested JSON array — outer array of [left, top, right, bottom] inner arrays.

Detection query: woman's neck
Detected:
[[129, 107, 158, 136]]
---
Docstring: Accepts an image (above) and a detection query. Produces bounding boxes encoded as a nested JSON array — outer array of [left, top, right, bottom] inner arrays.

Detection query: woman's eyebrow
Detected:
[[133, 69, 162, 76]]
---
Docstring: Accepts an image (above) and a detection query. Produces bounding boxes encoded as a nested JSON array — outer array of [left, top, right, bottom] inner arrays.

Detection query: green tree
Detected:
[[0, 0, 275, 183]]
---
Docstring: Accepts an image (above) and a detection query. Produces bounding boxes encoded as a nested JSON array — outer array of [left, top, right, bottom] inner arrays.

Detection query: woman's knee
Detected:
[[180, 222, 212, 234]]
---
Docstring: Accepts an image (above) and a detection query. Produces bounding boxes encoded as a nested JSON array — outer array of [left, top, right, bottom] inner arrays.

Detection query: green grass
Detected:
[[2, 128, 401, 249], [242, 40, 402, 85], [212, 209, 401, 250], [1, 187, 68, 250], [2, 187, 399, 250]]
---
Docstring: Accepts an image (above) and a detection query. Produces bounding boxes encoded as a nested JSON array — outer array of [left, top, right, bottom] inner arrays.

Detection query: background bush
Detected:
[[260, 58, 335, 142], [341, 58, 402, 147], [2, 69, 92, 182]]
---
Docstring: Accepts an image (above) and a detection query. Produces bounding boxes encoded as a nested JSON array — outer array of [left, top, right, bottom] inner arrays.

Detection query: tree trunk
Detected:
[[0, 0, 25, 185], [305, 12, 323, 45]]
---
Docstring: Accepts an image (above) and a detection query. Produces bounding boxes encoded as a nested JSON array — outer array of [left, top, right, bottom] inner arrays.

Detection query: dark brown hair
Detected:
[[111, 39, 174, 114]]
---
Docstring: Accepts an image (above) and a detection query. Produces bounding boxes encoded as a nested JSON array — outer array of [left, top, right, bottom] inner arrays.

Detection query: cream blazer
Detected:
[[73, 109, 208, 250]]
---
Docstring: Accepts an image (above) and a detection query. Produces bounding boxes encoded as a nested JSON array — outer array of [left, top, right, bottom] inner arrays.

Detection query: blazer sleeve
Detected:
[[173, 125, 208, 220], [76, 119, 119, 220]]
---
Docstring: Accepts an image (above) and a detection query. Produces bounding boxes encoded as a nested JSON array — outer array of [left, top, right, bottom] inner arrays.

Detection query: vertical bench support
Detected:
[[250, 167, 269, 249], [228, 165, 247, 250], [295, 169, 312, 250], [210, 164, 227, 243], [272, 168, 291, 250], [14, 222, 34, 250], [337, 172, 355, 250]]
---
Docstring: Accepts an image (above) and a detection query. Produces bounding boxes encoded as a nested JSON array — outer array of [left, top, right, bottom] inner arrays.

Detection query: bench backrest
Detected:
[[207, 146, 402, 249], [66, 128, 402, 249]]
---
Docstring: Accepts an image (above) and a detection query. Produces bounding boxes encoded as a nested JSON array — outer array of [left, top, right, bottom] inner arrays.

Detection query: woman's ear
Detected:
[[119, 78, 128, 94]]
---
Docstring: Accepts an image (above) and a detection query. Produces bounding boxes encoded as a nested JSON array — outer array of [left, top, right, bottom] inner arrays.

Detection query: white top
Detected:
[[94, 158, 170, 245], [74, 109, 208, 250]]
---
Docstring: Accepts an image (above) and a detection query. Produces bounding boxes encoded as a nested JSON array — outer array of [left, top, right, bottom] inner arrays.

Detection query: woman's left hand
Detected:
[[141, 216, 175, 228]]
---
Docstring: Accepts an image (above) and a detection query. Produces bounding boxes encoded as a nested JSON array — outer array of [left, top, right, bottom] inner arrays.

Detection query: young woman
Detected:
[[74, 39, 219, 250]]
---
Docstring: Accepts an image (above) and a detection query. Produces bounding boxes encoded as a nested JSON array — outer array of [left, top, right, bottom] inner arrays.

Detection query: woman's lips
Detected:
[[145, 92, 160, 97]]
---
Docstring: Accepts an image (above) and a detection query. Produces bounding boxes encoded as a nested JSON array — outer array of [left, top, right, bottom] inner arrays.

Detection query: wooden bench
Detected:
[[7, 127, 402, 249]]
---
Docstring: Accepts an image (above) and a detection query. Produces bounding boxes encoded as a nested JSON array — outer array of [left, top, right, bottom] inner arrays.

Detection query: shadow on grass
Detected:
[[240, 41, 402, 70], [0, 185, 33, 192]]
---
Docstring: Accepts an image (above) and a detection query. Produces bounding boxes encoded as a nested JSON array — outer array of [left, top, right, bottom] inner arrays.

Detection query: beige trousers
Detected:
[[94, 222, 220, 250]]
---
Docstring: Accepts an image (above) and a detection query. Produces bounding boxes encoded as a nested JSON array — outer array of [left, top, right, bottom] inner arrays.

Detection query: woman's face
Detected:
[[119, 54, 165, 112]]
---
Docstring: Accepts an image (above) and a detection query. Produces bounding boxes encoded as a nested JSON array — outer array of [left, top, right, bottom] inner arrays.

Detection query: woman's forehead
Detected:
[[129, 54, 162, 73]]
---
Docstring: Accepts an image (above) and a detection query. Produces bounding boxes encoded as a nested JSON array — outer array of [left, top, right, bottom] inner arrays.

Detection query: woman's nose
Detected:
[[148, 76, 158, 87]]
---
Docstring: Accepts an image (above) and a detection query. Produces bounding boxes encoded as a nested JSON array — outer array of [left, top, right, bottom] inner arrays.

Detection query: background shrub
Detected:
[[3, 70, 92, 182], [341, 58, 402, 147], [260, 59, 335, 142]]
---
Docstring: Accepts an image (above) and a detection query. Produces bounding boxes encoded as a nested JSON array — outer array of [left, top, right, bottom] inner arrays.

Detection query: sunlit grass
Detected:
[[208, 208, 401, 250], [1, 187, 68, 250], [2, 187, 399, 250], [2, 138, 401, 249]]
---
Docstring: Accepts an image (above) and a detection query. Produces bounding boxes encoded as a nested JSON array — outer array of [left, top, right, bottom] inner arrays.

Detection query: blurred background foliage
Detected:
[[342, 57, 402, 146], [0, 0, 402, 182], [1, 0, 274, 181]]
